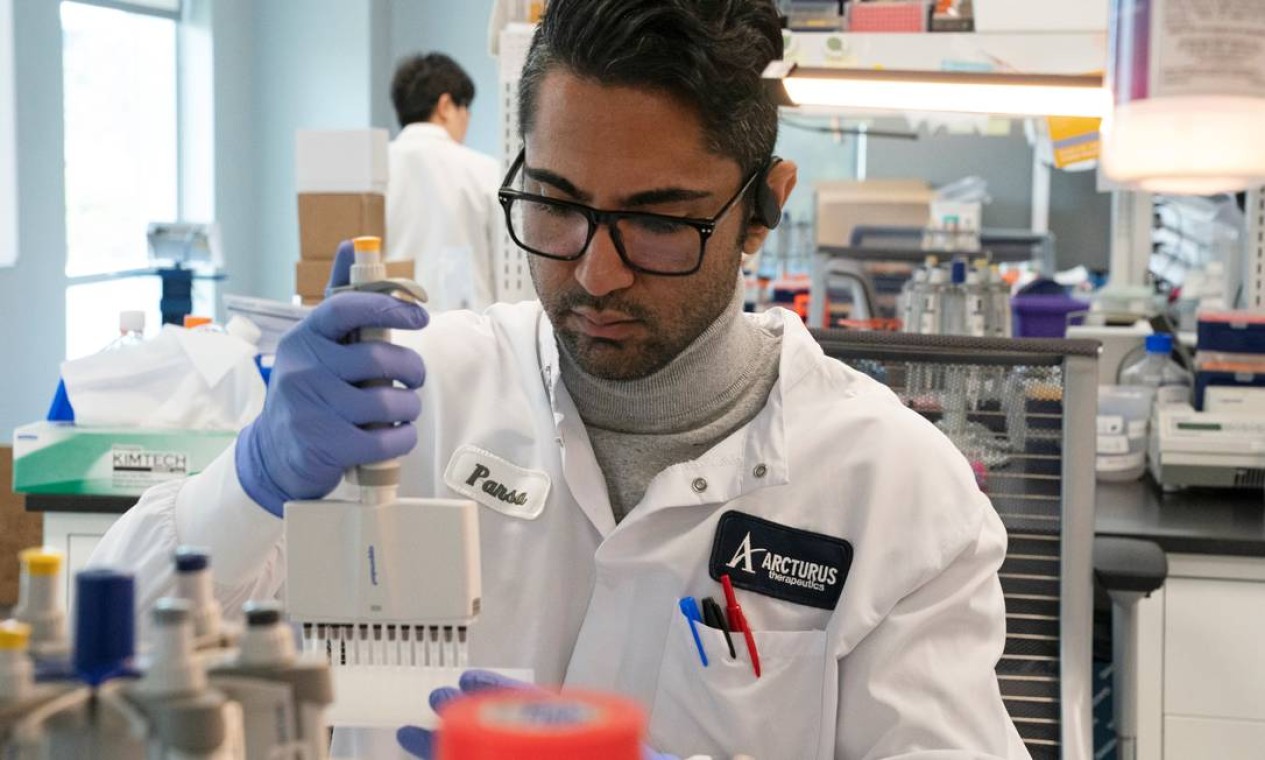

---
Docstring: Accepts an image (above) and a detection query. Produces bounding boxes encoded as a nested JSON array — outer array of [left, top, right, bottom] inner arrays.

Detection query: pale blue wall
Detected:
[[0, 0, 67, 439], [249, 0, 381, 300], [388, 0, 499, 157]]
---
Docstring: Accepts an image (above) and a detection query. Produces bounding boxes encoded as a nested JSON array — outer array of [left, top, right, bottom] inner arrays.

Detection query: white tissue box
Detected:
[[12, 422, 236, 497]]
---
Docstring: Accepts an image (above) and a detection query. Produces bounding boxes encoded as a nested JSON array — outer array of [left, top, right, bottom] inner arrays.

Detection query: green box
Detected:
[[12, 421, 236, 497]]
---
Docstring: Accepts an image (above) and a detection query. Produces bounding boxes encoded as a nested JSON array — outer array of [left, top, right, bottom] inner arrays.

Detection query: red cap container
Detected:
[[437, 690, 645, 760]]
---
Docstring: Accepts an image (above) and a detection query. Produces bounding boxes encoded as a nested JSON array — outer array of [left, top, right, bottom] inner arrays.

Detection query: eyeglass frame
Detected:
[[496, 147, 765, 277]]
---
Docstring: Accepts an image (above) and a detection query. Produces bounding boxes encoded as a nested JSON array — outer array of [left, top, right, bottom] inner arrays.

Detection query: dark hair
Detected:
[[391, 53, 476, 128], [517, 0, 782, 176]]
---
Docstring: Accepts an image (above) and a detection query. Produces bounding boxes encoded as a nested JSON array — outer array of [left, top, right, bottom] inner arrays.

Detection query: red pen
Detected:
[[720, 573, 761, 678]]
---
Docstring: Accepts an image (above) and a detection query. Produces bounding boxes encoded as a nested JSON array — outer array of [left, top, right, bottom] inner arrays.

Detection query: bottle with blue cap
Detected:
[[1121, 333, 1193, 407], [173, 546, 225, 646]]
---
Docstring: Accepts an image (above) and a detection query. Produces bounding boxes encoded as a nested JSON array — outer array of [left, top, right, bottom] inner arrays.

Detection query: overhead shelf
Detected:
[[782, 31, 1107, 76]]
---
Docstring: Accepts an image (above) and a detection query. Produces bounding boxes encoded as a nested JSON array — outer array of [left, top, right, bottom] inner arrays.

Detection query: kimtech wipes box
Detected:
[[12, 422, 236, 497]]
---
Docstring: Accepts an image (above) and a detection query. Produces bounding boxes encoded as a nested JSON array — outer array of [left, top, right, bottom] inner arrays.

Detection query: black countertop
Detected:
[[24, 494, 136, 514], [1095, 476, 1265, 557]]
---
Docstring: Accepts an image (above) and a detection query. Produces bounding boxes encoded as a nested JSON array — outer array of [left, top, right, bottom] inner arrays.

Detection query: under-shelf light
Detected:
[[764, 61, 1109, 119]]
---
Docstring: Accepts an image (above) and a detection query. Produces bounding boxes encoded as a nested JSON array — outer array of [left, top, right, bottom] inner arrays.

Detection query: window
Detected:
[[61, 0, 181, 357], [0, 0, 15, 268]]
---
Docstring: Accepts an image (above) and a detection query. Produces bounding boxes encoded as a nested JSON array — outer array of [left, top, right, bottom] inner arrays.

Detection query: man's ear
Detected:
[[434, 92, 456, 122], [742, 159, 798, 254]]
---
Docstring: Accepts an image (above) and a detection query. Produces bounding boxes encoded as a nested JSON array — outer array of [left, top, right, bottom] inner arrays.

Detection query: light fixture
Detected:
[[763, 61, 1110, 119]]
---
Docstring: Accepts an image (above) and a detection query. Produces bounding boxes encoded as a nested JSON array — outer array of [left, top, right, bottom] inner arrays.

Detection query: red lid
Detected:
[[437, 690, 645, 760]]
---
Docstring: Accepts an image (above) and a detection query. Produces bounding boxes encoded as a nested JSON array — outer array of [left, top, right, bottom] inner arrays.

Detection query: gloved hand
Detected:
[[235, 242, 428, 516], [395, 669, 680, 760]]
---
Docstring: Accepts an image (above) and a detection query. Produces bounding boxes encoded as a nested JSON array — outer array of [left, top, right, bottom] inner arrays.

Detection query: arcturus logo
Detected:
[[726, 530, 840, 590], [726, 531, 766, 574], [466, 464, 529, 506], [711, 512, 853, 610]]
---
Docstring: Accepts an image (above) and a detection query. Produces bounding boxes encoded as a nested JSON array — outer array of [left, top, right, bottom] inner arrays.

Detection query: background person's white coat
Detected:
[[386, 122, 500, 311], [91, 304, 1030, 759]]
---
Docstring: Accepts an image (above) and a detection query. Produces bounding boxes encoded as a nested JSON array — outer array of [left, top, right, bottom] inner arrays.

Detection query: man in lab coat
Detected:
[[92, 1, 1031, 758], [387, 52, 500, 311]]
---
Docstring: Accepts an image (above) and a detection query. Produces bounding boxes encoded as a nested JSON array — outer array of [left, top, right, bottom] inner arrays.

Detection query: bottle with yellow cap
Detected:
[[12, 547, 68, 661], [0, 620, 33, 702]]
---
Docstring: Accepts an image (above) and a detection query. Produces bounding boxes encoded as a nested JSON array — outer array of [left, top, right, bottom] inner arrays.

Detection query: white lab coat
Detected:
[[91, 303, 1031, 760], [386, 123, 501, 311]]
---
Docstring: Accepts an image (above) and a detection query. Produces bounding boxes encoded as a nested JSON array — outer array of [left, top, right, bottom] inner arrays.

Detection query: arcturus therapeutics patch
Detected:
[[443, 445, 550, 520], [709, 511, 853, 610]]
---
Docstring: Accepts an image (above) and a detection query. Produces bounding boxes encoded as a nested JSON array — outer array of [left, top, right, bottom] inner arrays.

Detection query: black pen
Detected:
[[702, 596, 737, 659]]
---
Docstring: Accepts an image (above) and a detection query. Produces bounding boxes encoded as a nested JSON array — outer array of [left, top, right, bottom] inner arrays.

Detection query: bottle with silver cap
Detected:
[[123, 598, 244, 759], [209, 601, 333, 760]]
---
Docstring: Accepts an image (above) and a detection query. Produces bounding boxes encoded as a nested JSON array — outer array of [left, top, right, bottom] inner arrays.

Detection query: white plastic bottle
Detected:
[[964, 268, 988, 338], [900, 268, 928, 333], [103, 310, 145, 352], [939, 259, 968, 336], [920, 266, 947, 335], [1120, 333, 1192, 407]]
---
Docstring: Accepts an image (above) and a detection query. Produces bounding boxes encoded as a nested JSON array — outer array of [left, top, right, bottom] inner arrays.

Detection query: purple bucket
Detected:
[[1012, 294, 1086, 339]]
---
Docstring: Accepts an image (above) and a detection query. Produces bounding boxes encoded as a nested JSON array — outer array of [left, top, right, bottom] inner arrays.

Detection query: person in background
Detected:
[[387, 52, 501, 312]]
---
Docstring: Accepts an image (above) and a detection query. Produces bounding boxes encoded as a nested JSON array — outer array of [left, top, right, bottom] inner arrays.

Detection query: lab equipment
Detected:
[[397, 670, 664, 760], [12, 548, 69, 663], [1096, 385, 1153, 482], [1120, 334, 1191, 407], [940, 259, 968, 336], [2, 548, 336, 760], [283, 237, 481, 670], [436, 690, 646, 760], [235, 289, 428, 516], [812, 329, 1099, 759], [920, 265, 946, 335], [173, 546, 226, 646], [1010, 293, 1086, 339], [1148, 404, 1265, 490], [105, 311, 146, 351], [208, 601, 334, 760]]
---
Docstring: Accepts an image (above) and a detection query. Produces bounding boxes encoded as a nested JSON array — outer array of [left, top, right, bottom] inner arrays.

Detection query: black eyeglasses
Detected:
[[497, 148, 760, 276]]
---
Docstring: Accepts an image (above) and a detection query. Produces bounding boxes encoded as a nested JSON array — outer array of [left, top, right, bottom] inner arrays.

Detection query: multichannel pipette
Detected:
[[284, 236, 482, 668]]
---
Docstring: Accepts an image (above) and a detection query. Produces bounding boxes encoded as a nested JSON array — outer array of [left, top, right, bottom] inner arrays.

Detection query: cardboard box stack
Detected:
[[294, 129, 413, 304], [0, 446, 43, 607]]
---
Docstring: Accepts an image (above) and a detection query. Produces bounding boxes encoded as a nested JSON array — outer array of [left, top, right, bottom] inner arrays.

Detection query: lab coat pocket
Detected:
[[648, 612, 829, 760]]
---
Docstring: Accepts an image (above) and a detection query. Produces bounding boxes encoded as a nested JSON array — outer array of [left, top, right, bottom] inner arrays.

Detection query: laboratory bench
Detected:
[[1095, 476, 1265, 760], [1095, 476, 1265, 558]]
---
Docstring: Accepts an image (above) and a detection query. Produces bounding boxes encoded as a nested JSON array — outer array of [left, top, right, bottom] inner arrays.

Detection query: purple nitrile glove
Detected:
[[395, 669, 679, 760], [234, 243, 428, 516]]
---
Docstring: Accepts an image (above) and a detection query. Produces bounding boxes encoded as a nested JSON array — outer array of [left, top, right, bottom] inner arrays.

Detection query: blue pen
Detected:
[[679, 597, 708, 667]]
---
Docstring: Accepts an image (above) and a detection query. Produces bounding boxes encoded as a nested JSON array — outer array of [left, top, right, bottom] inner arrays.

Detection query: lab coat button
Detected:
[[753, 464, 768, 478], [691, 477, 708, 493]]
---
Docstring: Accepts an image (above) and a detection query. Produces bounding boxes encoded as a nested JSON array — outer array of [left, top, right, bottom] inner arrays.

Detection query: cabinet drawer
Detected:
[[1165, 716, 1265, 760], [1164, 577, 1265, 721]]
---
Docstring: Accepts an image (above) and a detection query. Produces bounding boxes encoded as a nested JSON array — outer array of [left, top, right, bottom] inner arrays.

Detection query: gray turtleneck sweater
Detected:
[[559, 289, 782, 522]]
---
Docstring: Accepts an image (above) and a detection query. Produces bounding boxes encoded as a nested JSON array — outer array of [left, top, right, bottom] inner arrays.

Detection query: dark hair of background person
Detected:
[[517, 0, 783, 178], [391, 53, 477, 128]]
